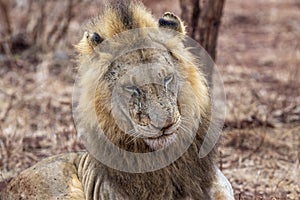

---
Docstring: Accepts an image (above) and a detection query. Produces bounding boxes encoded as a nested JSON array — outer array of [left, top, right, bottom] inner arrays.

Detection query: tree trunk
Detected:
[[180, 0, 225, 86]]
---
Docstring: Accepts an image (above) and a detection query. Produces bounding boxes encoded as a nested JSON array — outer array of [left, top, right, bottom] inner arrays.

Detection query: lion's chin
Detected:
[[143, 133, 177, 150]]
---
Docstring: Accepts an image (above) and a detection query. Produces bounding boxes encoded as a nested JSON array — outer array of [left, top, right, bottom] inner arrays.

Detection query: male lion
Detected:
[[0, 1, 233, 199]]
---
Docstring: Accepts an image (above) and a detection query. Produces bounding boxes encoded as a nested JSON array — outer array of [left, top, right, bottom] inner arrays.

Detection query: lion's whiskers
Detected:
[[126, 129, 144, 144]]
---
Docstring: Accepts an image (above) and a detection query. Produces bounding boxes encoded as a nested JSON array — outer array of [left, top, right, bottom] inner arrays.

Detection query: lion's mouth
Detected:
[[140, 117, 181, 150], [143, 119, 180, 150], [143, 132, 177, 150]]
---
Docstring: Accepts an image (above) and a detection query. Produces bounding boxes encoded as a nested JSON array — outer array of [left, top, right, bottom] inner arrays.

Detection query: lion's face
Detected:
[[125, 78, 181, 150], [104, 49, 183, 150]]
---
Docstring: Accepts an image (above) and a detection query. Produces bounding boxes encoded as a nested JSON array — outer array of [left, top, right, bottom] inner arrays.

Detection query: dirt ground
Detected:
[[0, 0, 299, 199]]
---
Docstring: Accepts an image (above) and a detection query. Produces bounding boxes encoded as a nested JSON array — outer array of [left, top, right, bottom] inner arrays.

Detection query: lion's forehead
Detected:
[[104, 48, 177, 86]]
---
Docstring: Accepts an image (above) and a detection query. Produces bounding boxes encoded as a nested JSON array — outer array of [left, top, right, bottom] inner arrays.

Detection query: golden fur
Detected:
[[74, 1, 215, 199], [1, 1, 234, 199]]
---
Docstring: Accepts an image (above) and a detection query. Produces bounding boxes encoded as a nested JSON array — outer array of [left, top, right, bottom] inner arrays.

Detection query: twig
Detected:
[[53, 0, 75, 45], [0, 94, 14, 123], [31, 1, 46, 46], [46, 13, 61, 46]]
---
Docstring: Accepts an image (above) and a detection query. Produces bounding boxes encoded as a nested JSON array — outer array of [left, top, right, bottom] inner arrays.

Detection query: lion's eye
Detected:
[[124, 86, 141, 97], [164, 74, 173, 90], [124, 86, 142, 110], [91, 32, 103, 45]]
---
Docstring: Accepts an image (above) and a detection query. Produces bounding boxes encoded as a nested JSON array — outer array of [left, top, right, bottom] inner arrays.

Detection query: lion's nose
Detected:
[[149, 105, 179, 130], [161, 117, 175, 131], [150, 114, 175, 131]]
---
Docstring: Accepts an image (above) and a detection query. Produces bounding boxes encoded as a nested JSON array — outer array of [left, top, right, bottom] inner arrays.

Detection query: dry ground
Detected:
[[0, 0, 299, 199]]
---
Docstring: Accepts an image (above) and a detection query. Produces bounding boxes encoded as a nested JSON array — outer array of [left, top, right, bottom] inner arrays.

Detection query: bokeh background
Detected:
[[0, 0, 299, 199]]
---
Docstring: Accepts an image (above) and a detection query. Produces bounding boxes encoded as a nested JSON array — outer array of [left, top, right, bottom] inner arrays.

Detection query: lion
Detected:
[[0, 1, 233, 199]]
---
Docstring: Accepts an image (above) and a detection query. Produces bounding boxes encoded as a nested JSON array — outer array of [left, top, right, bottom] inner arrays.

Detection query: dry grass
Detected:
[[217, 0, 300, 198], [0, 0, 299, 199]]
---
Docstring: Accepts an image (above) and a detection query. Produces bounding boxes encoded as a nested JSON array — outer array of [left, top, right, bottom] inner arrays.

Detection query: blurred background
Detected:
[[0, 0, 299, 199]]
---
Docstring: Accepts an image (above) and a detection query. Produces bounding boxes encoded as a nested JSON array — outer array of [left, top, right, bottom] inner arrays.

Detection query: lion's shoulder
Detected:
[[0, 152, 86, 200]]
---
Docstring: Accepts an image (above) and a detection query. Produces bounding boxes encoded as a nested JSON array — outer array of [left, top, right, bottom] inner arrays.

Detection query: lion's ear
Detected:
[[158, 12, 186, 34], [74, 32, 103, 55]]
